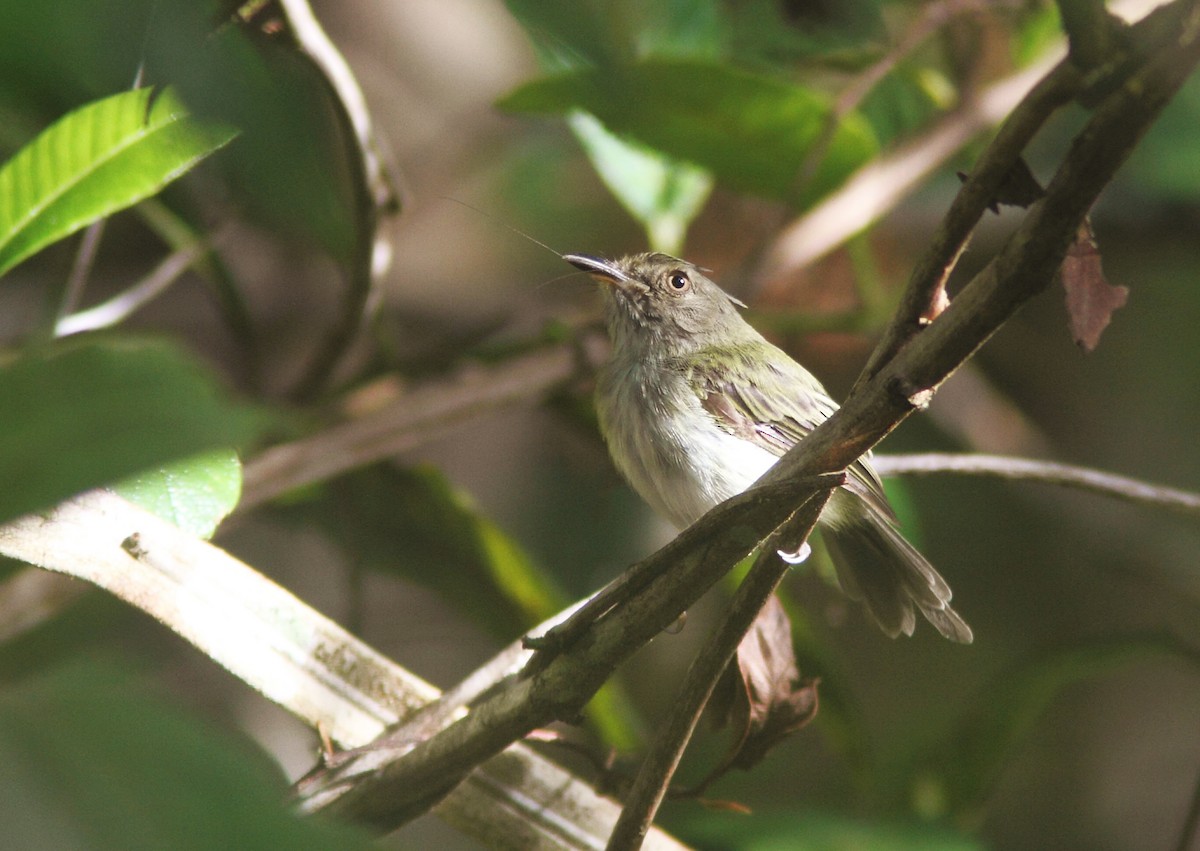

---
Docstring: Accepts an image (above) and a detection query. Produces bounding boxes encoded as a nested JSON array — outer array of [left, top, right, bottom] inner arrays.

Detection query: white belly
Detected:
[[596, 364, 778, 529]]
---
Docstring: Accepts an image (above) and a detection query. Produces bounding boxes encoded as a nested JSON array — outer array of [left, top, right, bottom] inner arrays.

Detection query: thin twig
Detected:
[[851, 0, 1174, 388], [277, 0, 402, 400], [240, 333, 602, 511], [873, 452, 1200, 518], [794, 0, 999, 193], [54, 234, 221, 336], [605, 496, 829, 851], [294, 472, 837, 825], [1056, 0, 1121, 69], [758, 50, 1069, 289], [56, 220, 107, 324]]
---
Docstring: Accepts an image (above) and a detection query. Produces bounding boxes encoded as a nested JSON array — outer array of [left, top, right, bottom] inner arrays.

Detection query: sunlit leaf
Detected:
[[568, 111, 712, 253], [500, 59, 877, 207], [115, 450, 242, 539], [0, 339, 266, 524], [0, 86, 236, 278]]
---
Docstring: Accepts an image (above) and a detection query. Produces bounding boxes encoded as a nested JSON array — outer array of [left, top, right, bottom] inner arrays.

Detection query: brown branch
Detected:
[[240, 334, 602, 511], [853, 0, 1184, 389], [758, 49, 1070, 291], [297, 0, 1200, 838], [604, 496, 828, 851], [873, 453, 1200, 518], [295, 474, 841, 826], [1057, 0, 1123, 70], [276, 0, 403, 400]]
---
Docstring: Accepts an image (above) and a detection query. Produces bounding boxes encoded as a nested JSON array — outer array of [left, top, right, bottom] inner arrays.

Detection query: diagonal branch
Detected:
[[292, 3, 1200, 838], [0, 490, 688, 851]]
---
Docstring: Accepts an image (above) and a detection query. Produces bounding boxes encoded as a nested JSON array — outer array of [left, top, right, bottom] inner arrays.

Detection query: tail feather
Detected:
[[821, 514, 973, 644]]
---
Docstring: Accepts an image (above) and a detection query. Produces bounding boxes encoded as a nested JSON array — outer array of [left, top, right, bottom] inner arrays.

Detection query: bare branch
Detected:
[[293, 3, 1200, 836], [294, 474, 840, 826], [55, 234, 222, 337], [1057, 0, 1123, 69], [873, 453, 1200, 518], [605, 496, 828, 851], [0, 491, 687, 851], [275, 0, 403, 400], [240, 333, 602, 511], [758, 50, 1072, 288]]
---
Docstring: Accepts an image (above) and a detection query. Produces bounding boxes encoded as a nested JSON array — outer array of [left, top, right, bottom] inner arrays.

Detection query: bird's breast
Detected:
[[596, 358, 778, 529]]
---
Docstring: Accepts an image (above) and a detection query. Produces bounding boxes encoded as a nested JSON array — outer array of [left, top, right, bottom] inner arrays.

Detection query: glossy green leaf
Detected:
[[0, 661, 374, 850], [115, 450, 242, 539], [568, 111, 712, 253], [499, 59, 877, 206], [0, 86, 237, 278], [0, 339, 266, 524]]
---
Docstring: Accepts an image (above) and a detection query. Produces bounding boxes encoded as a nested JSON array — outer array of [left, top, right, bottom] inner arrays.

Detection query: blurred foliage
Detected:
[[0, 0, 1198, 849], [0, 660, 375, 850], [0, 339, 266, 524]]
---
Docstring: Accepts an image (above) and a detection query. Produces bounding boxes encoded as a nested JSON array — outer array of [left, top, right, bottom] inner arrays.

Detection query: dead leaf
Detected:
[[1063, 219, 1128, 351], [958, 156, 1046, 213], [705, 596, 819, 785]]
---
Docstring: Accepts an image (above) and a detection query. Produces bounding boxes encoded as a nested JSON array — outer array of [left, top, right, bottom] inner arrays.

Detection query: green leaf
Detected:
[[0, 339, 267, 524], [568, 111, 712, 253], [285, 465, 643, 750], [0, 86, 237, 278], [297, 465, 567, 639], [499, 59, 877, 207], [0, 661, 375, 851], [115, 450, 242, 539]]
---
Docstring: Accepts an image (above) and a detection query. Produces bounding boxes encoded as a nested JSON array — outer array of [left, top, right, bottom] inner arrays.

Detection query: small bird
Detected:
[[567, 251, 972, 643]]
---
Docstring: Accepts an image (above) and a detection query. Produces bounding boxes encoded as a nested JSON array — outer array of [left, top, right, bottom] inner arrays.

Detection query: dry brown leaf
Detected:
[[708, 596, 819, 780], [1063, 219, 1128, 351]]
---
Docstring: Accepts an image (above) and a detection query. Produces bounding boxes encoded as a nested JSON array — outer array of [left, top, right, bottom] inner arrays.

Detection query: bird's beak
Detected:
[[564, 254, 634, 291]]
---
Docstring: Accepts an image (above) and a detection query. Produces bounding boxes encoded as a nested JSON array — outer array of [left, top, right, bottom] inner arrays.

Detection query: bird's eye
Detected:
[[667, 271, 691, 293]]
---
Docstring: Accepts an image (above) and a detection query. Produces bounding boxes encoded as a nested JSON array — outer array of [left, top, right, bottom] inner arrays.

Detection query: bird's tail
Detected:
[[821, 511, 973, 643]]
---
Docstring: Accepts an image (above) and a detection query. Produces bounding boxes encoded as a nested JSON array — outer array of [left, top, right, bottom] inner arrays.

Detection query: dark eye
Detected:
[[667, 271, 691, 292]]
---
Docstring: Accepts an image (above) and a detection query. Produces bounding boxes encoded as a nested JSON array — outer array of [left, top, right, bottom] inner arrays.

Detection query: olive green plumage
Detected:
[[568, 251, 971, 643]]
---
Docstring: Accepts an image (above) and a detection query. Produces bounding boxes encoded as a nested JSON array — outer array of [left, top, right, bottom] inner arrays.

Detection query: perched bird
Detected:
[[567, 251, 972, 643]]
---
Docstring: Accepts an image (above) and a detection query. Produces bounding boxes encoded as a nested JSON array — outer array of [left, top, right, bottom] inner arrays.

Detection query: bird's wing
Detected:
[[686, 344, 896, 521]]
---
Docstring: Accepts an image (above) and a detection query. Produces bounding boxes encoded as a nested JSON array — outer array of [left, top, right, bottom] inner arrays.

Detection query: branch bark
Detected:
[[292, 3, 1200, 838], [873, 453, 1200, 518], [0, 490, 688, 851]]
